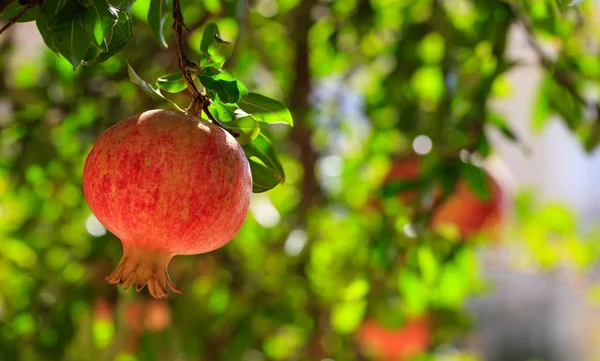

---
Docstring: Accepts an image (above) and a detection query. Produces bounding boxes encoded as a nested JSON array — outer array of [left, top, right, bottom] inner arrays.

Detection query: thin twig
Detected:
[[171, 0, 231, 135], [0, 0, 37, 36], [171, 0, 203, 113], [510, 2, 589, 107]]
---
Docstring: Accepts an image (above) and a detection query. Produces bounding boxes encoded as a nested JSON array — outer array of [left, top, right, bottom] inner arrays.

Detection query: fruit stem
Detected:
[[171, 0, 239, 139], [172, 0, 202, 102]]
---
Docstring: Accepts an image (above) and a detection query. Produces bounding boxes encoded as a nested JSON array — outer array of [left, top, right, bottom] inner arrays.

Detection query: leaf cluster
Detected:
[[1, 0, 135, 69], [127, 23, 293, 192]]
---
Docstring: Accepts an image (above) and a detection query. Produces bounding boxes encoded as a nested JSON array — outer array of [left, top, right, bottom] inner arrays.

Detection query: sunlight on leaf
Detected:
[[238, 93, 293, 126], [220, 116, 260, 145], [80, 0, 119, 50], [81, 8, 132, 66], [127, 62, 183, 110], [148, 0, 172, 48], [157, 72, 188, 93], [243, 134, 285, 193]]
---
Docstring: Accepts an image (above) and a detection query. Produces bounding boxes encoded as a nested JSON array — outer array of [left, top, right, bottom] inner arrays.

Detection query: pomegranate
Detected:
[[83, 109, 252, 298], [144, 300, 172, 332], [376, 154, 502, 239], [357, 316, 431, 361]]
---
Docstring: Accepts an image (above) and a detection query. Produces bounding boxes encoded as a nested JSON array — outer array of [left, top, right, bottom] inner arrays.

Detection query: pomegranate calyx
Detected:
[[105, 245, 182, 299]]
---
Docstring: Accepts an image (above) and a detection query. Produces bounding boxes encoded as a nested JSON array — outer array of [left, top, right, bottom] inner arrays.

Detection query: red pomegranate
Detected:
[[144, 300, 172, 332], [380, 154, 503, 239], [83, 109, 252, 298], [357, 316, 431, 361]]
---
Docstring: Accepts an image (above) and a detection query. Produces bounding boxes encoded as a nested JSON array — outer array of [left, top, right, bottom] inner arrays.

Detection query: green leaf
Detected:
[[77, 0, 95, 6], [330, 300, 367, 334], [397, 269, 429, 314], [48, 1, 85, 29], [220, 116, 260, 145], [200, 23, 220, 54], [207, 100, 235, 122], [36, 0, 94, 69], [488, 113, 518, 142], [37, 12, 90, 70], [417, 246, 439, 285], [148, 0, 171, 48], [111, 0, 135, 12], [157, 72, 188, 93], [205, 35, 233, 68], [79, 0, 118, 50], [81, 8, 132, 66], [533, 75, 551, 131], [199, 70, 246, 103], [381, 179, 421, 199], [343, 278, 370, 301], [39, 0, 66, 18], [127, 62, 183, 111], [200, 23, 233, 68], [0, 1, 38, 22], [582, 120, 600, 152], [238, 93, 293, 126], [556, 0, 579, 12], [535, 73, 583, 132], [242, 133, 285, 193], [548, 74, 583, 130], [460, 162, 490, 201], [57, 20, 90, 69], [198, 66, 221, 77]]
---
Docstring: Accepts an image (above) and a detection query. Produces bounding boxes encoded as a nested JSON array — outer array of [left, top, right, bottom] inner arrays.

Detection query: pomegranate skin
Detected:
[[83, 109, 252, 298]]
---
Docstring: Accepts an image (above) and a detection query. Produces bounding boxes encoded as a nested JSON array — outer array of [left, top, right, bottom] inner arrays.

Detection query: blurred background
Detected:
[[4, 0, 600, 360]]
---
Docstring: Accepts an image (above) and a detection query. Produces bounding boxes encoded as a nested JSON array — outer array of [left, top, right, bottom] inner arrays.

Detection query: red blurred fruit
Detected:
[[83, 109, 252, 298], [381, 155, 503, 239], [123, 299, 144, 333], [92, 298, 114, 321], [143, 300, 171, 332], [383, 155, 422, 204], [430, 175, 503, 239], [357, 317, 431, 361]]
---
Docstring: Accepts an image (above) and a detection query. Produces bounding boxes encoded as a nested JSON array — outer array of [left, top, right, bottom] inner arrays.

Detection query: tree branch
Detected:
[[0, 0, 37, 36], [510, 2, 589, 107], [171, 0, 202, 107], [170, 0, 230, 133], [289, 2, 322, 220]]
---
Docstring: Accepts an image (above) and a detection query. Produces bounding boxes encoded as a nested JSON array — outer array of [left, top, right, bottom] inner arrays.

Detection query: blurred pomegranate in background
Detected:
[[357, 316, 431, 361], [144, 300, 172, 333], [377, 154, 504, 240], [430, 174, 503, 239], [92, 297, 114, 321], [124, 299, 145, 333]]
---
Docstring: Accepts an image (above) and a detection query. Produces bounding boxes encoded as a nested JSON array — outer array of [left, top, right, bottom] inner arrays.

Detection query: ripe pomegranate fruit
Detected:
[[357, 316, 431, 361], [377, 154, 503, 239], [144, 300, 171, 332], [83, 109, 252, 298]]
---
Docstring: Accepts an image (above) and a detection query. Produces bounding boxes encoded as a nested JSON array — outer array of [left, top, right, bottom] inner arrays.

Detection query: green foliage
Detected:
[[238, 93, 294, 126], [0, 1, 39, 22], [32, 0, 134, 69], [147, 0, 171, 48], [2, 0, 600, 360], [243, 134, 286, 192], [460, 163, 490, 201], [126, 62, 183, 111]]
